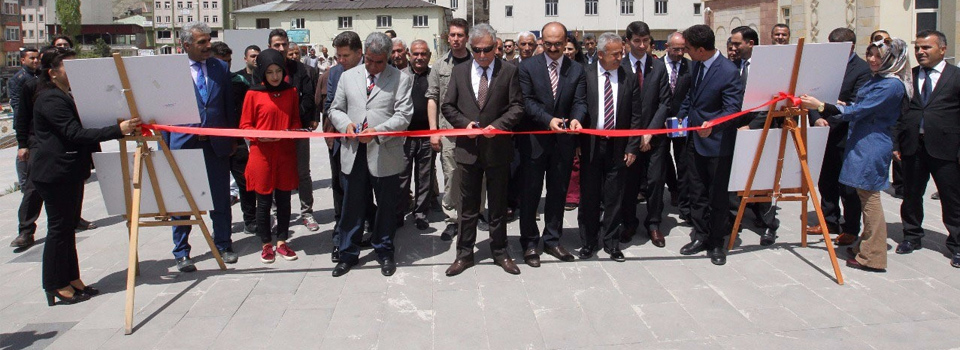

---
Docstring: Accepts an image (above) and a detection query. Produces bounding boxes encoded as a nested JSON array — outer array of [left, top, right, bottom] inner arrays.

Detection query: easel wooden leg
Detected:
[[124, 145, 146, 335], [728, 200, 748, 250], [790, 127, 843, 285]]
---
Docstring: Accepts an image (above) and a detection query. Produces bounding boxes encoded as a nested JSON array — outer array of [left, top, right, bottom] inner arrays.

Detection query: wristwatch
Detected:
[[817, 103, 825, 113]]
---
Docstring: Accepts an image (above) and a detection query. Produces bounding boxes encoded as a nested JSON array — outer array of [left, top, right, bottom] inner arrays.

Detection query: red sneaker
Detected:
[[276, 243, 298, 261], [261, 244, 276, 264]]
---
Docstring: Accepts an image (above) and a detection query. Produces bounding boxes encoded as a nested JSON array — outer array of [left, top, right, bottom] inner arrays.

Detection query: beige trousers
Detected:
[[854, 189, 887, 269]]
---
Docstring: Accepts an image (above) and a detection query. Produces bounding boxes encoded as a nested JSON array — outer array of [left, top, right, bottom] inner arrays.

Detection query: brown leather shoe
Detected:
[[494, 255, 521, 275], [523, 248, 541, 267], [544, 245, 575, 262], [806, 225, 824, 234], [445, 258, 475, 276], [649, 229, 665, 248], [834, 233, 857, 246]]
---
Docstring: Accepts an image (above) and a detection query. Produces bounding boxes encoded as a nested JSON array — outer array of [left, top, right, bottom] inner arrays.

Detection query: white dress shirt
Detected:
[[918, 60, 946, 93], [471, 59, 496, 100], [596, 64, 619, 129], [546, 55, 563, 73], [665, 55, 681, 77], [697, 50, 722, 84], [628, 52, 647, 76], [188, 58, 208, 88]]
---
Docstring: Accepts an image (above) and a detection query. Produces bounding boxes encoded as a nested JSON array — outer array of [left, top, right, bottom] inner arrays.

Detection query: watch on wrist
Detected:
[[817, 103, 825, 113]]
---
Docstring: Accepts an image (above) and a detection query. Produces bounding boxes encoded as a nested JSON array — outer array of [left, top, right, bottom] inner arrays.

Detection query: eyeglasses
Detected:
[[541, 41, 565, 49], [471, 46, 495, 54]]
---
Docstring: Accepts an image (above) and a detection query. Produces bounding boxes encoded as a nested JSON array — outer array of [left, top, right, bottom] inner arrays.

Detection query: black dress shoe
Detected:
[[332, 261, 354, 277], [708, 247, 726, 266], [331, 246, 341, 263], [477, 220, 490, 232], [45, 289, 90, 306], [523, 248, 541, 268], [608, 249, 626, 262], [380, 257, 396, 276], [895, 240, 921, 254], [415, 219, 429, 230], [544, 245, 575, 262], [951, 253, 960, 268], [74, 285, 100, 297], [10, 234, 34, 248], [175, 257, 197, 272], [445, 258, 475, 276], [620, 224, 637, 243], [759, 229, 777, 246], [680, 239, 707, 255], [440, 224, 457, 241], [360, 236, 373, 249], [579, 246, 596, 259]]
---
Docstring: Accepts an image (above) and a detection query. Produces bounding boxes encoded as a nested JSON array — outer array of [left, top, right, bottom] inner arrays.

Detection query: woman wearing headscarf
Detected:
[[31, 47, 140, 305], [800, 38, 912, 272], [240, 48, 301, 264]]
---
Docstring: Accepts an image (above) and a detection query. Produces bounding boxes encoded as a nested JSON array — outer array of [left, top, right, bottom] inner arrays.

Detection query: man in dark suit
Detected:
[[165, 22, 237, 271], [661, 32, 695, 224], [577, 33, 643, 261], [675, 25, 745, 266], [517, 22, 588, 267], [582, 33, 598, 65], [618, 21, 671, 248], [806, 28, 871, 246], [894, 30, 960, 268], [442, 24, 525, 276]]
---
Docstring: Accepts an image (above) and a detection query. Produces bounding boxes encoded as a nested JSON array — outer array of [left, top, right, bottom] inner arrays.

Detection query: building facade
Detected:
[[234, 0, 451, 55], [489, 0, 705, 45], [2, 0, 23, 96], [152, 0, 226, 54], [19, 0, 44, 45]]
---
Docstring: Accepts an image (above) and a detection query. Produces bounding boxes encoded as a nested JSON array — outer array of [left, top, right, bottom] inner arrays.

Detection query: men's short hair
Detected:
[[384, 29, 397, 38], [19, 46, 38, 58], [268, 28, 288, 44], [51, 34, 74, 48], [470, 24, 498, 46], [364, 32, 392, 56], [731, 26, 759, 45], [244, 45, 261, 56], [683, 25, 715, 51], [333, 31, 362, 51], [211, 42, 232, 56], [596, 32, 623, 54], [180, 21, 211, 45], [772, 23, 790, 33], [410, 39, 430, 51], [583, 33, 597, 41], [517, 31, 535, 42], [391, 37, 407, 49], [666, 31, 683, 43], [625, 21, 651, 40], [828, 28, 856, 44], [917, 30, 948, 48], [448, 18, 469, 35], [504, 39, 515, 45]]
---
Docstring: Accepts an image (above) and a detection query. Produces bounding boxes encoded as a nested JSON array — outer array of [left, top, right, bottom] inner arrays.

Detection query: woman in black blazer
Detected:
[[30, 47, 140, 305]]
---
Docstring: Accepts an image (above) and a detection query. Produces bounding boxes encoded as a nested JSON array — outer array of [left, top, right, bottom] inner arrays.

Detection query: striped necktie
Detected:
[[603, 72, 615, 130]]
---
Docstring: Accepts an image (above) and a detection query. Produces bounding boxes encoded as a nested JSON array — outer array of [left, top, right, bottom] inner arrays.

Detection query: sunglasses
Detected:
[[471, 46, 495, 53]]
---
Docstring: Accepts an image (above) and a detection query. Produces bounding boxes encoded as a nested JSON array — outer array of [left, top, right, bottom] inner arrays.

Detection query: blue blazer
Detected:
[[517, 54, 588, 159], [163, 57, 236, 157], [676, 55, 745, 157]]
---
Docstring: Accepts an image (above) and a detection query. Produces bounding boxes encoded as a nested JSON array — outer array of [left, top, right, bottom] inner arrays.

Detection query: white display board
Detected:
[[93, 149, 214, 216], [224, 29, 273, 72], [64, 55, 201, 129], [743, 42, 851, 111], [728, 126, 829, 192]]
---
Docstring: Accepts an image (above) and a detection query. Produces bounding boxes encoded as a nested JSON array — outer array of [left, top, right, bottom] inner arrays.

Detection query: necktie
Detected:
[[478, 66, 489, 108], [367, 74, 376, 97], [740, 60, 750, 84], [635, 59, 644, 92], [921, 67, 933, 105], [669, 61, 678, 93], [549, 60, 559, 100], [695, 62, 705, 90], [193, 61, 207, 102], [603, 72, 615, 130]]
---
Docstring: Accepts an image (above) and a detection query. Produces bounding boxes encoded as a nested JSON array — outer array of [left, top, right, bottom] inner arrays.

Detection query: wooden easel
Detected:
[[725, 38, 844, 285], [109, 53, 227, 335]]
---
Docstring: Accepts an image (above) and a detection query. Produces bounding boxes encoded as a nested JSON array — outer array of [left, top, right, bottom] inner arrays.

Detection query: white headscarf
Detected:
[[870, 38, 913, 99]]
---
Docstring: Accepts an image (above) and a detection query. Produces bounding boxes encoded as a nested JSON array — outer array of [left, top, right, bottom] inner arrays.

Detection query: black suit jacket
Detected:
[[620, 54, 671, 145], [286, 59, 317, 126], [29, 88, 123, 184], [676, 55, 746, 157], [897, 63, 960, 161], [517, 54, 588, 159], [810, 53, 871, 147], [662, 56, 692, 119], [441, 59, 524, 167], [580, 63, 643, 163]]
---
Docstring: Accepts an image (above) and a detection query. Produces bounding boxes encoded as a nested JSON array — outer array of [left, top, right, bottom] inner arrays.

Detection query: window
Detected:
[[450, 0, 458, 10], [203, 15, 209, 22], [177, 15, 183, 22], [211, 30, 219, 38], [4, 28, 20, 41], [376, 15, 392, 28], [585, 0, 598, 15], [164, 1, 170, 9], [187, 15, 193, 22], [781, 7, 790, 27], [27, 0, 32, 6], [203, 1, 208, 8], [293, 17, 305, 29], [212, 1, 217, 8], [338, 16, 352, 29], [256, 18, 270, 28], [27, 30, 34, 39], [186, 1, 192, 8], [177, 1, 182, 8], [620, 0, 634, 15], [39, 30, 43, 38], [157, 30, 172, 39], [38, 14, 43, 21], [655, 0, 668, 14], [28, 14, 33, 22], [213, 15, 218, 22], [545, 0, 558, 16], [38, 0, 42, 6], [505, 5, 512, 17], [165, 16, 171, 22], [916, 0, 939, 32], [694, 3, 701, 15], [7, 52, 21, 67], [156, 1, 161, 8], [413, 15, 428, 27], [156, 16, 161, 22]]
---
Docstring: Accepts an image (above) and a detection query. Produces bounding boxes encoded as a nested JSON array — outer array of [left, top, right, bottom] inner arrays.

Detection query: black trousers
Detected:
[[229, 142, 256, 226], [296, 139, 314, 215], [338, 145, 399, 263], [664, 135, 695, 220], [16, 151, 43, 237], [398, 137, 434, 221], [35, 180, 83, 291], [456, 161, 510, 260], [901, 139, 960, 254], [623, 139, 669, 231], [688, 152, 734, 249], [578, 139, 626, 251], [507, 140, 523, 211], [329, 139, 376, 248], [818, 135, 862, 235], [519, 149, 574, 250], [256, 190, 292, 244]]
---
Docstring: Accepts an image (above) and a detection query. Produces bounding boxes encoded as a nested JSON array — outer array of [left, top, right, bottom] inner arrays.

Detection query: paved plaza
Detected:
[[1, 139, 958, 350]]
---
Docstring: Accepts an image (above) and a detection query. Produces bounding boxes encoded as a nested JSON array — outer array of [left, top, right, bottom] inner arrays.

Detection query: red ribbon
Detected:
[[142, 94, 792, 139]]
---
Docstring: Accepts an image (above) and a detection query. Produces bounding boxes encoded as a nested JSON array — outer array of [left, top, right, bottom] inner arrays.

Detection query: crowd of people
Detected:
[[7, 18, 959, 305]]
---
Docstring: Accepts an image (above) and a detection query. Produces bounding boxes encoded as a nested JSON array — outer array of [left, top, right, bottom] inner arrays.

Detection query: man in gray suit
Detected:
[[328, 32, 414, 277]]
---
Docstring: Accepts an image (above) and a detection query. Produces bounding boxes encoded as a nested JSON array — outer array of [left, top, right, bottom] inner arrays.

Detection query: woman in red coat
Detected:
[[240, 49, 301, 264]]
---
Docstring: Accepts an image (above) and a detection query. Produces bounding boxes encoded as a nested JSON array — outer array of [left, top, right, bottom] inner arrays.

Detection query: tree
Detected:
[[56, 0, 82, 38], [93, 38, 112, 57]]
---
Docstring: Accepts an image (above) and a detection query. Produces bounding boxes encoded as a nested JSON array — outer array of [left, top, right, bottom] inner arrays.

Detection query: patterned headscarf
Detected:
[[869, 38, 913, 99]]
